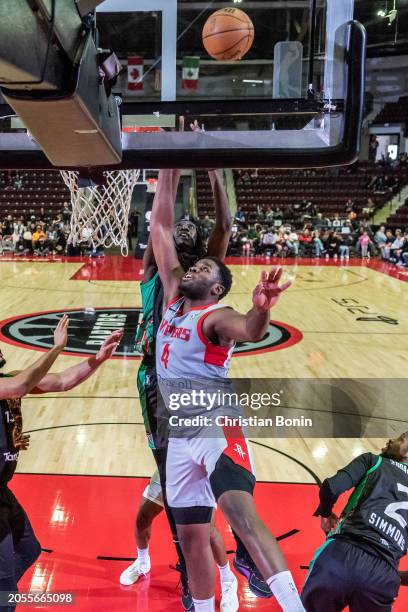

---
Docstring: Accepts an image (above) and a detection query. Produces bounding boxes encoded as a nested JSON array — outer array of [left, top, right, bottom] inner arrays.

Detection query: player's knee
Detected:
[[136, 509, 153, 533]]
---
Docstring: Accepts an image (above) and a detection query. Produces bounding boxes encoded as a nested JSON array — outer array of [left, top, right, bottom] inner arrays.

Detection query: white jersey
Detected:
[[156, 296, 234, 380]]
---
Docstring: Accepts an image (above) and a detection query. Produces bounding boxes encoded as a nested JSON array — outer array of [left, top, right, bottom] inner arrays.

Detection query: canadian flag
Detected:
[[127, 56, 144, 91]]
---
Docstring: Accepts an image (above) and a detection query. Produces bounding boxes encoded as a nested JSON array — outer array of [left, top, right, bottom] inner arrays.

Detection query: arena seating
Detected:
[[386, 198, 408, 230], [195, 164, 408, 223], [195, 170, 215, 217], [372, 96, 408, 125], [0, 170, 70, 216]]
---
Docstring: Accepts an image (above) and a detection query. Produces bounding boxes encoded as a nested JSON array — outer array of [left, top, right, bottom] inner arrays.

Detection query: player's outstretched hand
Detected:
[[320, 513, 339, 535], [53, 315, 69, 349], [95, 329, 123, 363], [252, 268, 291, 311]]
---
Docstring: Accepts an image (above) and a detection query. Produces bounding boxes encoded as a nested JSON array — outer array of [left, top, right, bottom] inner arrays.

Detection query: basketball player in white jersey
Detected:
[[150, 169, 305, 612]]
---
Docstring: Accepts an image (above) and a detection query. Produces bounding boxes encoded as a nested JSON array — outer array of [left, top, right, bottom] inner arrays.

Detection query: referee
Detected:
[[302, 433, 408, 611]]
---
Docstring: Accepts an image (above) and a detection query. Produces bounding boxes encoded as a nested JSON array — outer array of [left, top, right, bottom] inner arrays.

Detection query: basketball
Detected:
[[202, 8, 254, 61]]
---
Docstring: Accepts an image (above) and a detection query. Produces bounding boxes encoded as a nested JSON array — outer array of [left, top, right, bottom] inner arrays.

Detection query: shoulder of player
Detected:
[[200, 306, 236, 336]]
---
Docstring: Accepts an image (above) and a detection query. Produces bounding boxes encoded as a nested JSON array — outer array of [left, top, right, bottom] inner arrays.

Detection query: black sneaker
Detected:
[[175, 563, 195, 611], [233, 555, 273, 599]]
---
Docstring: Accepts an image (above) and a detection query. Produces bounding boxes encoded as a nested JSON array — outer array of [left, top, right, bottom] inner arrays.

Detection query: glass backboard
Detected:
[[0, 0, 366, 169]]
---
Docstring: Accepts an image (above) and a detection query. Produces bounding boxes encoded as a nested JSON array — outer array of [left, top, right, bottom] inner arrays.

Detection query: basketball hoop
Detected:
[[146, 178, 158, 194], [60, 169, 140, 256]]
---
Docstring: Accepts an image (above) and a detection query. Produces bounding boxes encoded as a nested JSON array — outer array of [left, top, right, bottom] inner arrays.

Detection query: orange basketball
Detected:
[[202, 8, 254, 61]]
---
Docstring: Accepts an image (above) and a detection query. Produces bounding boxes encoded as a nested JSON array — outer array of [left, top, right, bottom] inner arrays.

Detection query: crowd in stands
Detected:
[[0, 206, 74, 256], [197, 157, 408, 265], [209, 212, 408, 266]]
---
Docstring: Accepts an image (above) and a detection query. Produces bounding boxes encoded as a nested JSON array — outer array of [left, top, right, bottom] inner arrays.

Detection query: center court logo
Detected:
[[0, 308, 302, 358]]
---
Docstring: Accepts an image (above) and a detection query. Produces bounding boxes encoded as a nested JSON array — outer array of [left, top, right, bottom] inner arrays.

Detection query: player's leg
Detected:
[[177, 521, 215, 606], [120, 473, 163, 586], [167, 438, 217, 611], [8, 494, 41, 583], [137, 363, 193, 609], [347, 543, 400, 612], [0, 533, 17, 612], [301, 538, 347, 612], [0, 502, 18, 612], [209, 514, 238, 612], [208, 445, 304, 611], [232, 529, 273, 598], [0, 494, 41, 612], [143, 364, 194, 609]]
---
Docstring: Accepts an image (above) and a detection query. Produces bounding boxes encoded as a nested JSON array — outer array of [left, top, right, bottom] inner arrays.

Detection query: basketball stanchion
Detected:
[[61, 170, 140, 256]]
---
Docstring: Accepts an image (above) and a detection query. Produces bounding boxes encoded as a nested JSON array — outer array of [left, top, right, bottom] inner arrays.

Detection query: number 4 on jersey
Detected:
[[161, 343, 170, 369]]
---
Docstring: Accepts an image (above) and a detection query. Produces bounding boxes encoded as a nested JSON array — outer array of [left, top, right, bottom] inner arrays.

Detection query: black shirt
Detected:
[[0, 374, 23, 487], [316, 453, 408, 569]]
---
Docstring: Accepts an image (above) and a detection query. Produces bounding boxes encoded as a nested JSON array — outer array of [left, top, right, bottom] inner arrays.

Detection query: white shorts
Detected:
[[142, 469, 164, 507], [166, 433, 254, 510]]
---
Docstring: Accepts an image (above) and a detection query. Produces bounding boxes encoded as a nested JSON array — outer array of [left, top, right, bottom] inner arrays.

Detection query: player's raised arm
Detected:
[[204, 267, 291, 343], [207, 169, 232, 260], [0, 315, 68, 399], [150, 169, 184, 303], [30, 330, 123, 394], [143, 167, 182, 283]]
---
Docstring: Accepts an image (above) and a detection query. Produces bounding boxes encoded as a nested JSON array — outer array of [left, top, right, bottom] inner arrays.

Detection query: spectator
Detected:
[[285, 228, 299, 257], [234, 206, 246, 225], [390, 229, 405, 263], [200, 215, 215, 241], [227, 228, 243, 256], [244, 224, 260, 255], [61, 202, 71, 223], [380, 230, 395, 261], [32, 225, 47, 254], [358, 230, 372, 259], [324, 231, 340, 260], [374, 225, 387, 251], [338, 233, 351, 261], [331, 213, 342, 229], [313, 230, 325, 258], [259, 227, 278, 256], [22, 227, 33, 253], [368, 135, 379, 162]]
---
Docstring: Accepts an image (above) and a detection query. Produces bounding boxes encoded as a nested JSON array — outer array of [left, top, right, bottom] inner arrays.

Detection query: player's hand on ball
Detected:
[[54, 315, 69, 349], [95, 329, 123, 362], [252, 268, 291, 310], [321, 513, 338, 535]]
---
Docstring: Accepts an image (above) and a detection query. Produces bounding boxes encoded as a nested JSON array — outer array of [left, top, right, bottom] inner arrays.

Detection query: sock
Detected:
[[137, 547, 149, 564], [266, 571, 305, 612], [192, 596, 215, 612], [218, 561, 235, 585]]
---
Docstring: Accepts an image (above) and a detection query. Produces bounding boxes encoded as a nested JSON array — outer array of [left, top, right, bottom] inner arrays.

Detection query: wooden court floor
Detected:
[[0, 255, 407, 610]]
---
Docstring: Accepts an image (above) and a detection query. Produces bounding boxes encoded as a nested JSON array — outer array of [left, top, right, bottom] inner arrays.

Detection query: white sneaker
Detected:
[[119, 557, 151, 585], [221, 575, 239, 612]]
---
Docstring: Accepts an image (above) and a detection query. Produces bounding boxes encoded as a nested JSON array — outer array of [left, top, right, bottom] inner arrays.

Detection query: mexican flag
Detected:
[[127, 56, 144, 91], [182, 56, 200, 90]]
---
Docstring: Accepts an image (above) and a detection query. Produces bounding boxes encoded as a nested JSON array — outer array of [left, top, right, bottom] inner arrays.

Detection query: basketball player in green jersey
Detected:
[[302, 432, 408, 611]]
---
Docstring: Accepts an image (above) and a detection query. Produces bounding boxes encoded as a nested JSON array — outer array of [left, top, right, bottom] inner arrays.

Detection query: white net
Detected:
[[60, 169, 140, 256]]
